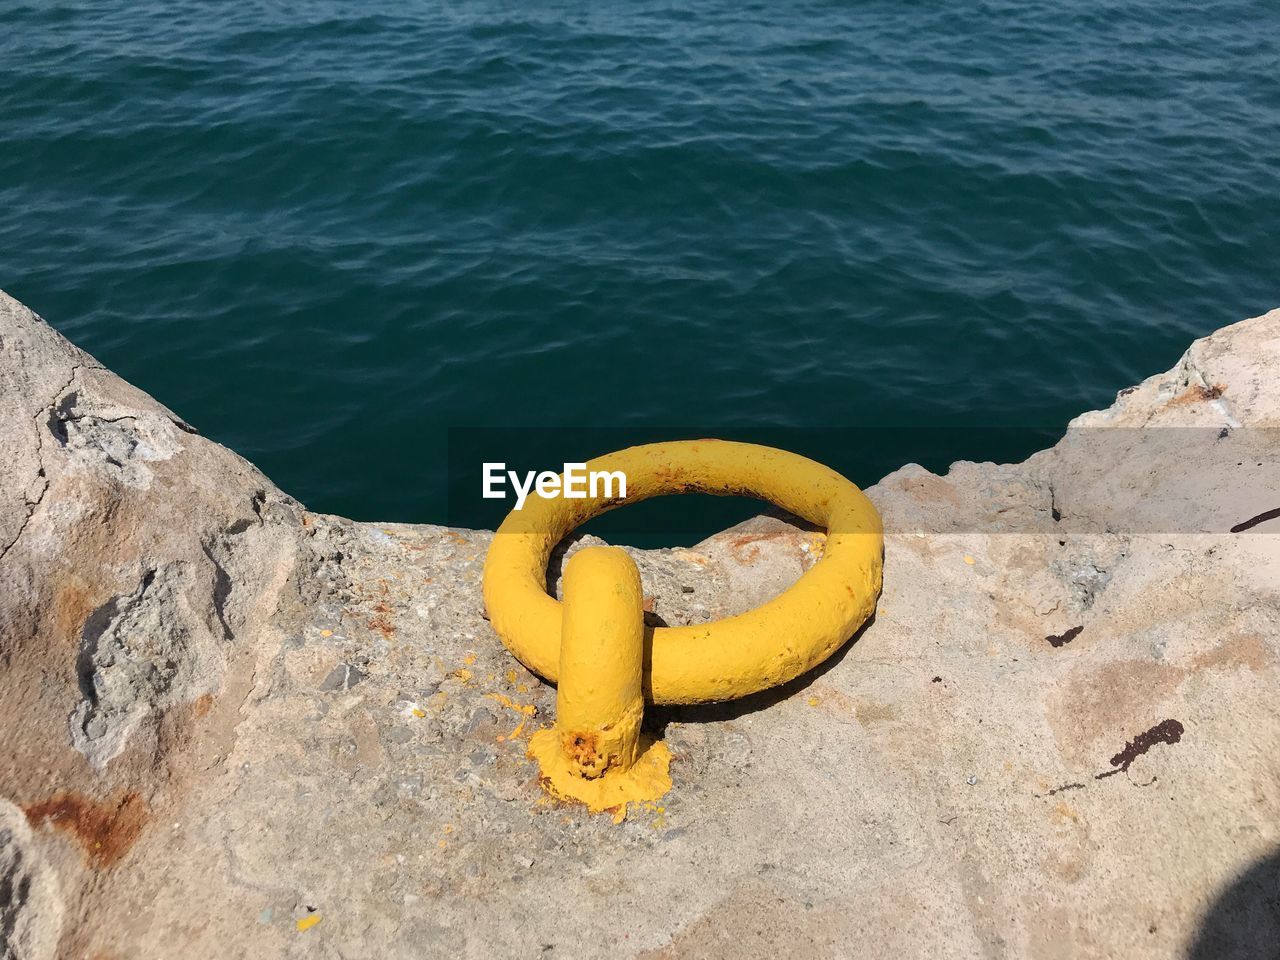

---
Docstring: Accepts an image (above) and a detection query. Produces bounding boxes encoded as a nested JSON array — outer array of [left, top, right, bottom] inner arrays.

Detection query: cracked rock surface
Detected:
[[1, 288, 1278, 959]]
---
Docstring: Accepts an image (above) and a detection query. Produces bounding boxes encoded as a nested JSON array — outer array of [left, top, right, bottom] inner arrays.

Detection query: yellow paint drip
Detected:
[[296, 915, 321, 932]]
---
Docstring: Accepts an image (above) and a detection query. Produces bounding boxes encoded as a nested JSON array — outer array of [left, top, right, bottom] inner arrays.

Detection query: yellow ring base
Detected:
[[528, 731, 672, 819]]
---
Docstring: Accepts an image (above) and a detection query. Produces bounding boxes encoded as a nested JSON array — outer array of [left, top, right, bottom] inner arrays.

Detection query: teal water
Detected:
[[3, 1, 1278, 531]]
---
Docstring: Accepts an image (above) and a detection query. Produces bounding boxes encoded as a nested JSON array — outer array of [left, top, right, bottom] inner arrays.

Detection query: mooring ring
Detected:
[[482, 440, 883, 705]]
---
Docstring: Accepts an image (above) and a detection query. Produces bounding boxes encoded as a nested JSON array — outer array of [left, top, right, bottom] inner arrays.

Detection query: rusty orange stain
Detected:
[[23, 791, 147, 868], [1168, 382, 1225, 406], [55, 578, 98, 650], [368, 611, 395, 639]]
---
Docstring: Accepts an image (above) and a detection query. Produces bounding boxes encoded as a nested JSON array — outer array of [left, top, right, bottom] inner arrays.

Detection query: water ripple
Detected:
[[1, 0, 1278, 524]]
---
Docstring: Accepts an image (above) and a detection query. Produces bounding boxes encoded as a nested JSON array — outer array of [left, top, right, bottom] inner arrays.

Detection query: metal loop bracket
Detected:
[[482, 440, 884, 814]]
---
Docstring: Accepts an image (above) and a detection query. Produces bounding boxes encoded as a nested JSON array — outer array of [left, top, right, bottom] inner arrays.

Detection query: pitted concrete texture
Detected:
[[2, 289, 1278, 959]]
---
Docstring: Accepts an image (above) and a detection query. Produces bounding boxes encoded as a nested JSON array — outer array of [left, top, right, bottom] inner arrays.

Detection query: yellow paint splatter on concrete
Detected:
[[807, 696, 820, 707], [450, 668, 473, 683], [486, 693, 536, 716], [411, 708, 426, 718], [498, 720, 527, 742], [505, 669, 518, 684], [296, 915, 321, 932], [610, 803, 627, 825], [963, 555, 976, 565], [319, 629, 333, 638], [488, 691, 536, 741], [463, 653, 477, 666], [638, 800, 668, 829]]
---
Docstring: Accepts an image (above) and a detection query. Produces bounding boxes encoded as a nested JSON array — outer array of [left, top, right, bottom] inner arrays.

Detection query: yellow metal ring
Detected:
[[482, 440, 883, 705]]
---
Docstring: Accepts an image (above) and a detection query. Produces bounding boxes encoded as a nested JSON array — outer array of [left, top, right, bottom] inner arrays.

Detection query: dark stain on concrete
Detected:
[[1046, 625, 1083, 648], [1095, 719, 1184, 780], [1230, 507, 1280, 533]]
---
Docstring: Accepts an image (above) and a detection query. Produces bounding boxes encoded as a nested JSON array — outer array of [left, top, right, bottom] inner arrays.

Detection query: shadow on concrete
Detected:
[[1187, 847, 1280, 960]]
